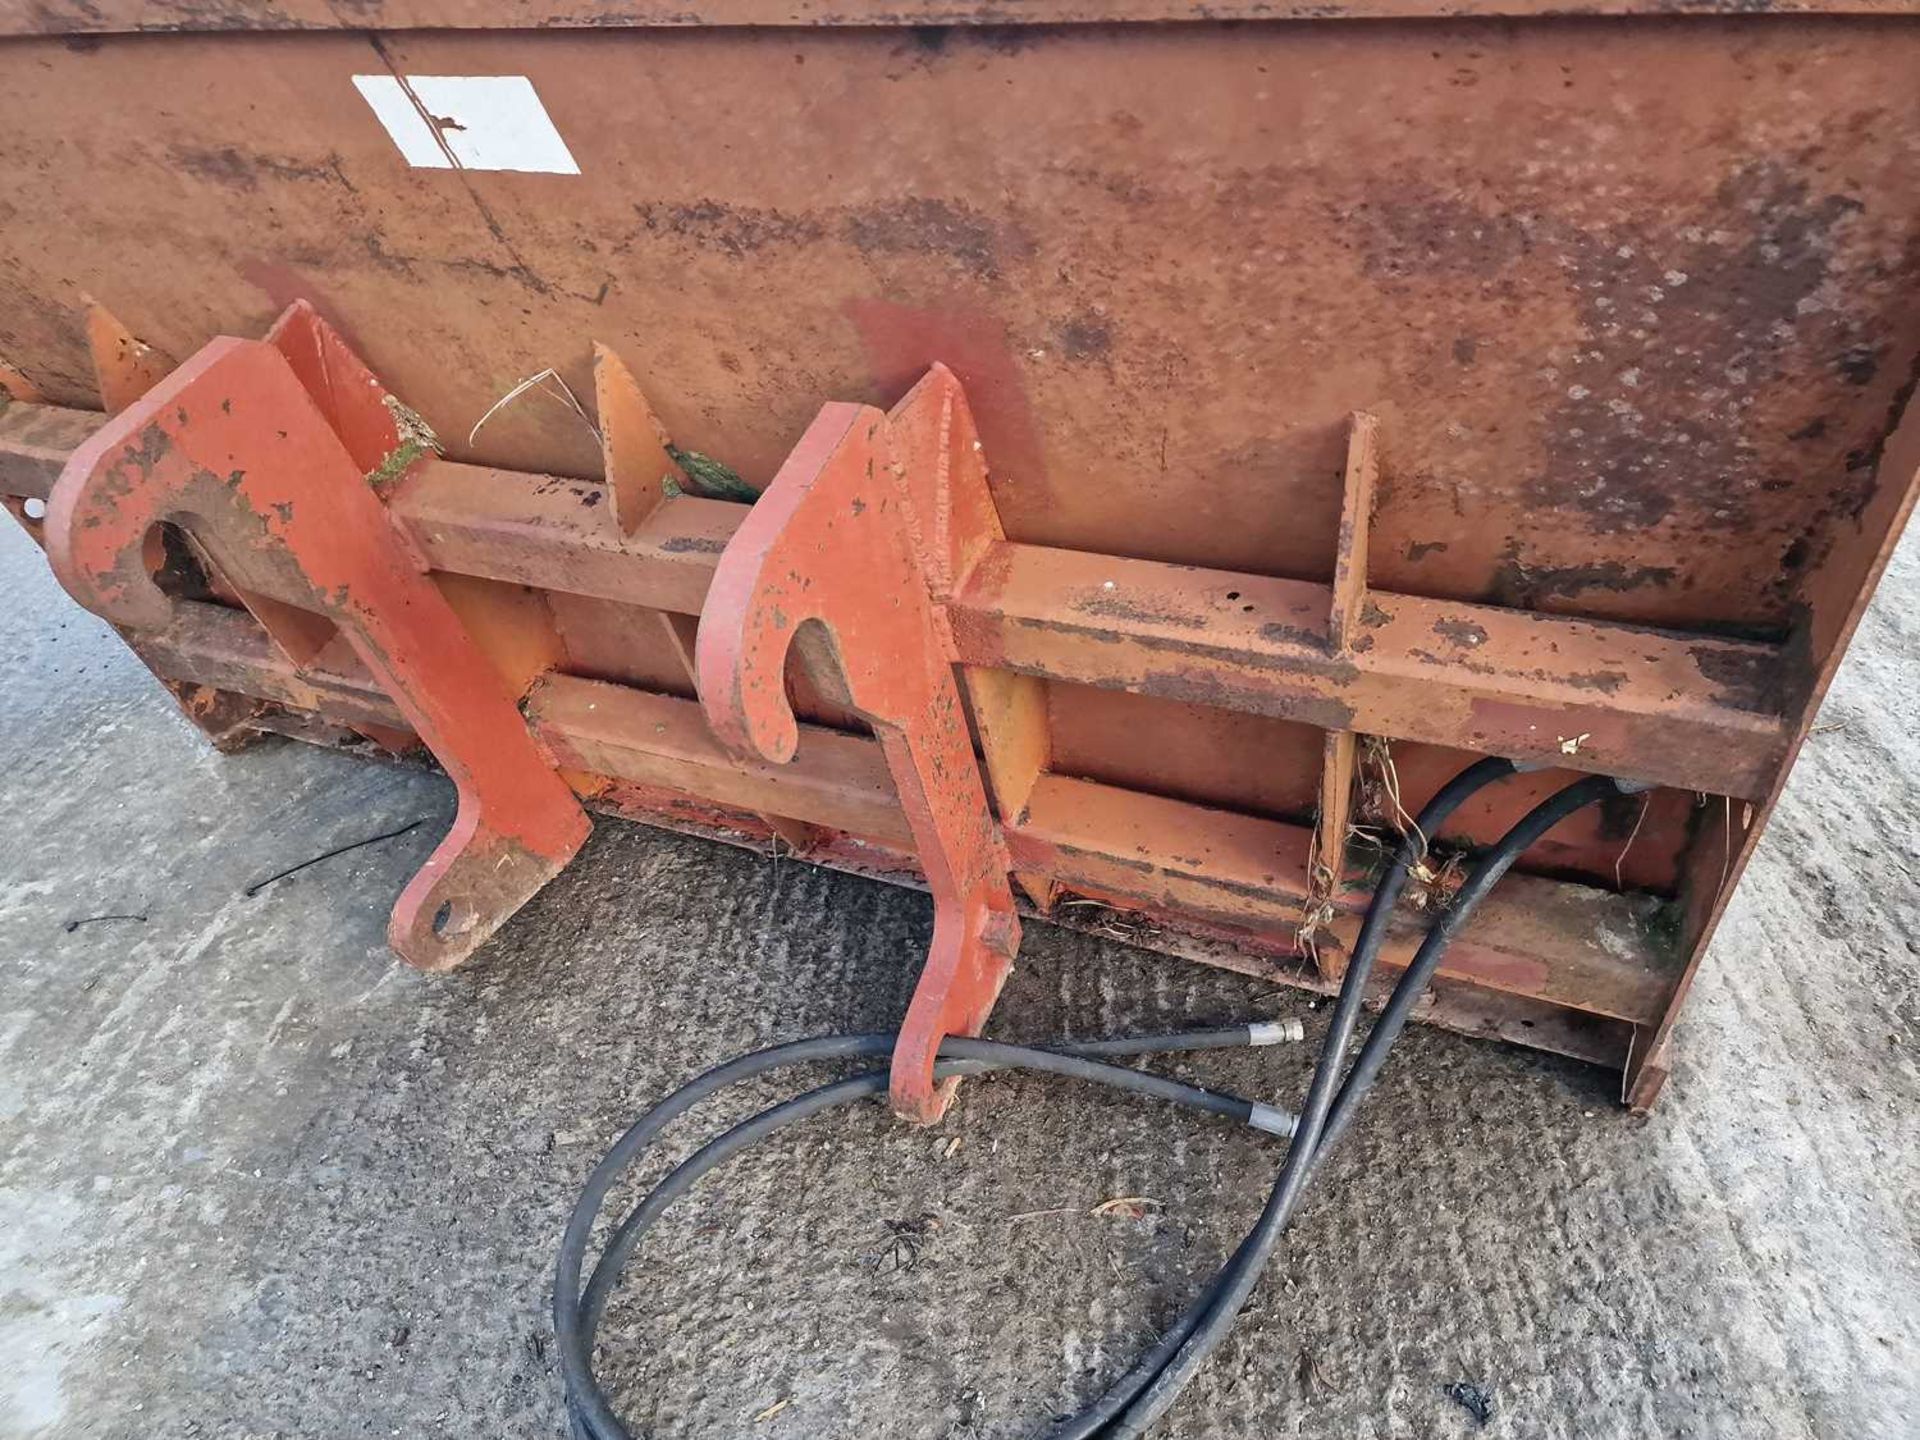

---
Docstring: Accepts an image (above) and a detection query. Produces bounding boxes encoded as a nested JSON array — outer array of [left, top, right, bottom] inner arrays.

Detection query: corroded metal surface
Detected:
[[4, 0, 1915, 35], [94, 598, 1675, 1069], [697, 367, 1019, 1122], [41, 311, 591, 970], [3, 21, 1913, 642], [4, 316, 1910, 1101], [0, 396, 1797, 798], [0, 9, 1914, 1105]]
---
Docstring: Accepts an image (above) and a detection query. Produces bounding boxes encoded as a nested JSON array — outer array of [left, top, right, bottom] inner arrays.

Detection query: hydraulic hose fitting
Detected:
[[1247, 1018, 1305, 1045]]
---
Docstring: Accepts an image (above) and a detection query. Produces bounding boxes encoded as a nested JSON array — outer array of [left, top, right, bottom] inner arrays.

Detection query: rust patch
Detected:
[[1409, 645, 1495, 676], [1832, 347, 1920, 525], [841, 197, 1015, 281], [1051, 842, 1156, 876], [173, 146, 352, 191], [1141, 667, 1356, 731], [1690, 644, 1784, 716], [1342, 186, 1536, 282], [1594, 790, 1648, 842], [1565, 669, 1628, 695], [1531, 165, 1870, 536], [904, 25, 951, 60], [1836, 344, 1879, 386], [1344, 157, 1901, 568], [1055, 313, 1112, 361], [1258, 620, 1321, 650], [1079, 592, 1203, 630], [1492, 541, 1676, 609], [630, 199, 825, 259], [623, 192, 1029, 282], [659, 534, 729, 555], [1433, 617, 1488, 648]]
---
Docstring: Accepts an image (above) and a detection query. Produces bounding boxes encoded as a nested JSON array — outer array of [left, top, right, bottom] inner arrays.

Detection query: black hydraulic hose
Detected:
[[574, 1042, 1290, 1351], [1093, 771, 1624, 1439], [576, 1039, 1294, 1344], [1041, 754, 1520, 1440], [1317, 773, 1625, 1155], [552, 1025, 1277, 1431], [555, 759, 1636, 1439], [556, 1028, 1305, 1440]]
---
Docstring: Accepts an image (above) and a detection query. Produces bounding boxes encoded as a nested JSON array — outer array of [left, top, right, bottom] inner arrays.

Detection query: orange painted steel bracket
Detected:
[[42, 305, 591, 971], [697, 366, 1020, 1124]]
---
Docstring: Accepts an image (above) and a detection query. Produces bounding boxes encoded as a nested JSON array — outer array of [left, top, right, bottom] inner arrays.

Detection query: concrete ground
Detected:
[[1, 516, 1915, 1440]]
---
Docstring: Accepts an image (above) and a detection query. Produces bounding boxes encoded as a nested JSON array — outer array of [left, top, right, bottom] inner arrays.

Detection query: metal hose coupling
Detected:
[[1247, 1018, 1306, 1046]]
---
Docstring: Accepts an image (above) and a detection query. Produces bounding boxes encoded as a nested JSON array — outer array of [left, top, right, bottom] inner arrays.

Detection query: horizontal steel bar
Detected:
[[132, 611, 412, 736], [529, 669, 910, 848], [386, 456, 1794, 798], [115, 599, 1682, 1029], [3, 0, 1903, 38], [0, 402, 98, 499], [1006, 773, 1679, 1027], [952, 545, 1788, 799], [2, 405, 1788, 797]]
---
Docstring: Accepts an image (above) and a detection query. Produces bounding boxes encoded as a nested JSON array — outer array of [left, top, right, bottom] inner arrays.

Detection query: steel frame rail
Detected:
[[3, 301, 1912, 1114]]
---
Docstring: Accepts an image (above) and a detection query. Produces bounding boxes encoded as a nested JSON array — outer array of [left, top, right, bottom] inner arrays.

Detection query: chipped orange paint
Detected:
[[44, 312, 589, 971], [0, 4, 1915, 1107], [697, 366, 1019, 1123]]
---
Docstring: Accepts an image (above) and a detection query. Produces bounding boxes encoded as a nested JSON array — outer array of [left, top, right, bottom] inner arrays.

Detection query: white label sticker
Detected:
[[352, 74, 580, 175]]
